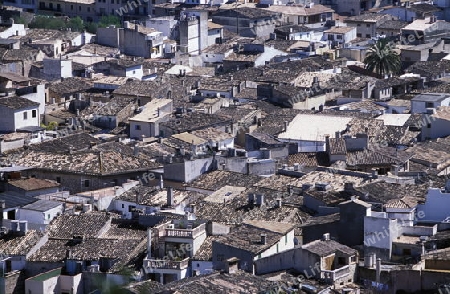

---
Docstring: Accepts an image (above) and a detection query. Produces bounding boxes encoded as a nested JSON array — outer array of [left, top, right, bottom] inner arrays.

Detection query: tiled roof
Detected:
[[214, 222, 292, 254], [407, 3, 441, 14], [286, 152, 329, 167], [189, 170, 262, 191], [385, 199, 412, 209], [160, 112, 232, 134], [191, 127, 234, 142], [329, 138, 347, 155], [144, 271, 280, 294], [21, 28, 81, 42], [0, 96, 39, 110], [117, 186, 202, 207], [325, 26, 355, 34], [377, 19, 408, 30], [213, 7, 280, 20], [14, 149, 160, 176], [46, 212, 112, 239], [0, 230, 44, 256], [192, 235, 220, 261], [344, 13, 390, 22], [302, 239, 356, 256], [253, 174, 298, 193], [346, 149, 401, 167], [356, 181, 428, 205], [2, 47, 41, 61], [8, 178, 59, 191], [264, 4, 334, 16], [30, 132, 101, 153], [49, 77, 93, 95]]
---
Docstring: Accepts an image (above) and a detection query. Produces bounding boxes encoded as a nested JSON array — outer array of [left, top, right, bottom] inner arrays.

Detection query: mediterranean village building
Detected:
[[4, 0, 450, 293]]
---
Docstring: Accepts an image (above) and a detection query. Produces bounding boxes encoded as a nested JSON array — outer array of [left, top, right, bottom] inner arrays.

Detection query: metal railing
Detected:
[[144, 257, 189, 270]]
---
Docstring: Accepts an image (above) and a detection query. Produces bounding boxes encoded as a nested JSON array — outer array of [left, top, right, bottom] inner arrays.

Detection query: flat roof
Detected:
[[22, 199, 62, 212], [376, 114, 411, 126], [129, 99, 172, 123], [411, 93, 450, 102], [277, 114, 352, 141]]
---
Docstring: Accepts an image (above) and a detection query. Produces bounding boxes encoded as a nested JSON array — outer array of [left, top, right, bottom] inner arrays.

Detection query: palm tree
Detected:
[[364, 38, 401, 78]]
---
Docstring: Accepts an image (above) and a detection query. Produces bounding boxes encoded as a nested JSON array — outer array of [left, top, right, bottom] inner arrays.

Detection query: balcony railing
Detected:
[[321, 265, 350, 283], [164, 223, 205, 239], [144, 257, 189, 270]]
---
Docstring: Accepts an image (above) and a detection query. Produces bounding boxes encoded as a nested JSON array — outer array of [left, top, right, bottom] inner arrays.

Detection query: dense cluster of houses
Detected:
[[2, 0, 450, 293]]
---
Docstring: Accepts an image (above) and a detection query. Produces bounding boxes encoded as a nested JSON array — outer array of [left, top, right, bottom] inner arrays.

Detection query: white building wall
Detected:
[[190, 260, 213, 275], [25, 273, 59, 294], [21, 84, 46, 115], [364, 216, 399, 254], [207, 29, 222, 47], [18, 205, 63, 225], [254, 46, 288, 67], [114, 199, 157, 219], [202, 52, 226, 64], [0, 23, 26, 38], [418, 188, 450, 222], [59, 273, 83, 294], [254, 230, 296, 260], [125, 66, 144, 80], [411, 97, 450, 113], [13, 107, 40, 131]]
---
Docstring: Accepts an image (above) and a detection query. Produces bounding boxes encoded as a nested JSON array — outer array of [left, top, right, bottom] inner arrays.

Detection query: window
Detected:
[[366, 24, 370, 28], [128, 205, 136, 212], [132, 70, 136, 74], [276, 244, 279, 253], [56, 177, 61, 183], [87, 7, 90, 11], [47, 214, 51, 220], [122, 204, 125, 208], [135, 125, 141, 130], [23, 111, 27, 120], [71, 4, 73, 9], [32, 110, 37, 118], [426, 102, 434, 108], [366, 34, 371, 38], [84, 180, 90, 187], [357, 33, 362, 38], [285, 235, 288, 245], [357, 24, 360, 27], [351, 255, 357, 263], [336, 34, 342, 40], [427, 123, 431, 128], [79, 5, 81, 10]]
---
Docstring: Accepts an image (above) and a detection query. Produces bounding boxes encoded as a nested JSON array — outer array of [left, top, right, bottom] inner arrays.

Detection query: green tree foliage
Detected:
[[41, 121, 58, 131], [98, 15, 121, 28], [29, 16, 67, 30], [67, 16, 84, 32], [84, 22, 98, 34], [364, 38, 401, 78]]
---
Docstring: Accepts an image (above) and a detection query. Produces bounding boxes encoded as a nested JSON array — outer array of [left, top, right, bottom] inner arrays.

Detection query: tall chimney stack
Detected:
[[167, 187, 174, 206], [376, 258, 381, 283], [147, 228, 152, 259], [261, 234, 267, 245]]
